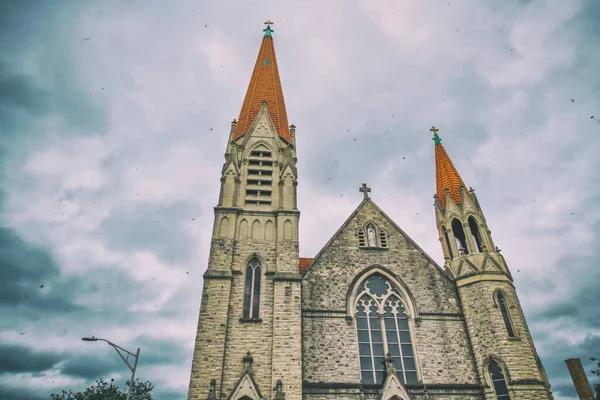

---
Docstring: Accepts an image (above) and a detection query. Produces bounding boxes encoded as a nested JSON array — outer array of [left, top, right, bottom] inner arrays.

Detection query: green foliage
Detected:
[[50, 378, 154, 400], [592, 356, 600, 377]]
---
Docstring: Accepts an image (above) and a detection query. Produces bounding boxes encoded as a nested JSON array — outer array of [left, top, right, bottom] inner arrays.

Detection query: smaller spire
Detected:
[[432, 126, 467, 209], [263, 20, 274, 37]]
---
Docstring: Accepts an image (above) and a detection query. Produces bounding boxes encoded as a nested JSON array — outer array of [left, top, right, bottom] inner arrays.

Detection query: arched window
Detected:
[[488, 360, 510, 399], [443, 227, 454, 259], [355, 274, 417, 385], [358, 229, 366, 247], [468, 216, 483, 252], [497, 292, 515, 337], [451, 218, 469, 255], [243, 258, 261, 319], [379, 229, 388, 248]]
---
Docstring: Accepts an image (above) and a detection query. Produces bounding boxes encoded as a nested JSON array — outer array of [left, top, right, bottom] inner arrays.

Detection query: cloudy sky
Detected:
[[1, 0, 599, 399]]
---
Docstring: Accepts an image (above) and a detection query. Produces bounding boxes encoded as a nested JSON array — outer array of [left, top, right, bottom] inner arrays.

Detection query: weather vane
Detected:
[[264, 20, 274, 25]]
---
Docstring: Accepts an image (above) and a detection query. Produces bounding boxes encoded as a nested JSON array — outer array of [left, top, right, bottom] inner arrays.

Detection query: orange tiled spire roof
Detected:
[[432, 126, 467, 208], [231, 21, 292, 144]]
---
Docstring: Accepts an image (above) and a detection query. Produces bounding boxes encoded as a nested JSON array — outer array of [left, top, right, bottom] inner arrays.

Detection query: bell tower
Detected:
[[188, 22, 302, 400], [430, 127, 553, 399]]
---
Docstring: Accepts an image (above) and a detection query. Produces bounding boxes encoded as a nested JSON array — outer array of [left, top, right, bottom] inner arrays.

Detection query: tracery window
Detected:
[[355, 274, 417, 385], [243, 258, 261, 319], [489, 360, 511, 400], [497, 292, 515, 337]]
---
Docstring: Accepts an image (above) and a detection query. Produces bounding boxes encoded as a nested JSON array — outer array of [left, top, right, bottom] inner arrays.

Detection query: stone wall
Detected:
[[458, 279, 551, 400], [302, 200, 480, 397]]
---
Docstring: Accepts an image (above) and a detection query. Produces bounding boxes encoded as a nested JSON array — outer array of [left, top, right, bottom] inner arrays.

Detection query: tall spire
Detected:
[[431, 126, 467, 208], [231, 21, 292, 144]]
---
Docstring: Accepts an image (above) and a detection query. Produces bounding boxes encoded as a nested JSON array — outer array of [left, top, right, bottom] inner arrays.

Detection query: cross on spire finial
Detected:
[[359, 183, 371, 199], [430, 126, 442, 145], [263, 20, 275, 37]]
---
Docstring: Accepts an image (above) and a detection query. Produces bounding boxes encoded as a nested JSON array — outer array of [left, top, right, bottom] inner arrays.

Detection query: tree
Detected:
[[50, 378, 154, 400], [591, 357, 599, 399]]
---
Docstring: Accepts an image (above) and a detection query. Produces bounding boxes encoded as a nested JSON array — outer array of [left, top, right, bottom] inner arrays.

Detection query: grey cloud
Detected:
[[0, 226, 81, 313], [99, 201, 199, 264], [0, 342, 61, 373]]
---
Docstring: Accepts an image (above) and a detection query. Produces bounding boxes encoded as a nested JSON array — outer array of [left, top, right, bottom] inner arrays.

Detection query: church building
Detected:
[[187, 22, 553, 400]]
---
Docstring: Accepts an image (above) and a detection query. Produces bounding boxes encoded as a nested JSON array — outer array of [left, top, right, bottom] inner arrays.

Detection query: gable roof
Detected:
[[302, 197, 450, 281], [299, 257, 313, 273]]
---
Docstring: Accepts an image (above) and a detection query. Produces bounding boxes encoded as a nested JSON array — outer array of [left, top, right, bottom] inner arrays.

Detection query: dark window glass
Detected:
[[356, 317, 368, 329], [243, 265, 252, 318], [489, 360, 511, 399], [243, 258, 261, 319], [498, 293, 515, 337], [405, 371, 418, 384], [401, 344, 414, 357], [252, 265, 261, 318], [403, 357, 416, 370]]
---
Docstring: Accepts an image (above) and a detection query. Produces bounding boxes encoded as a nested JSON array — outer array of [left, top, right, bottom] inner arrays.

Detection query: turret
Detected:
[[430, 126, 507, 280], [430, 126, 552, 400]]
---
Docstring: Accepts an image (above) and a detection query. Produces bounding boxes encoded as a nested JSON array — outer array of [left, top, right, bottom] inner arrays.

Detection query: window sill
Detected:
[[239, 318, 262, 323], [359, 246, 389, 251], [507, 336, 521, 341]]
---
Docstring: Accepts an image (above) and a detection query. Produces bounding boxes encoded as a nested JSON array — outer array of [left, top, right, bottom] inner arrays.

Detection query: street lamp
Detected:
[[82, 336, 140, 400]]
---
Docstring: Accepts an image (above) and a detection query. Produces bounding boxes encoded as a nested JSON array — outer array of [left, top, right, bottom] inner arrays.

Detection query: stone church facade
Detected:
[[187, 23, 553, 400]]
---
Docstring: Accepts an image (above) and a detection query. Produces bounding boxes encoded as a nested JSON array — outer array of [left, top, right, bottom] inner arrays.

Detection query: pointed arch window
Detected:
[[243, 258, 261, 319], [468, 216, 483, 252], [358, 229, 366, 247], [379, 229, 388, 248], [497, 292, 515, 337], [451, 218, 469, 255], [489, 360, 511, 400], [355, 274, 417, 385]]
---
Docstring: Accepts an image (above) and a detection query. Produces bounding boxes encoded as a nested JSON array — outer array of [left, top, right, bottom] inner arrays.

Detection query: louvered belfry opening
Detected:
[[245, 149, 273, 208]]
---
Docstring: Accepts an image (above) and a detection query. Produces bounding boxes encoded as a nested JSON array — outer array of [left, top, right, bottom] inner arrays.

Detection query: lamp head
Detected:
[[82, 337, 98, 342]]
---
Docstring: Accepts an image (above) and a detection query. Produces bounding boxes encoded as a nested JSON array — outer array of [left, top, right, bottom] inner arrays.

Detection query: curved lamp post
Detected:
[[82, 336, 140, 400]]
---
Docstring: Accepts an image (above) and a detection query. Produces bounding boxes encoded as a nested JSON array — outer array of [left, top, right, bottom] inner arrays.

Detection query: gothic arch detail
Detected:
[[243, 258, 262, 319], [493, 289, 517, 337], [348, 270, 420, 386], [219, 217, 229, 238], [239, 219, 249, 239], [485, 357, 511, 400], [251, 220, 262, 240], [283, 219, 293, 240]]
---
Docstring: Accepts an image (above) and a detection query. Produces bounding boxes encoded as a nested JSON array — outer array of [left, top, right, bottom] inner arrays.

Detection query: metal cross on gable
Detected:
[[359, 183, 371, 199]]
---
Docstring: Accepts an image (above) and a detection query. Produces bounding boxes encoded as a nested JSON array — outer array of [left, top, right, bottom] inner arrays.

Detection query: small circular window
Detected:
[[263, 58, 270, 66]]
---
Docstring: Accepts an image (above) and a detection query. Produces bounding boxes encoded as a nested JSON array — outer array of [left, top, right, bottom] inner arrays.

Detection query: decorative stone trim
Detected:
[[239, 318, 263, 323], [359, 246, 390, 251], [203, 269, 233, 280], [418, 312, 464, 321], [273, 272, 302, 282], [303, 309, 347, 318]]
